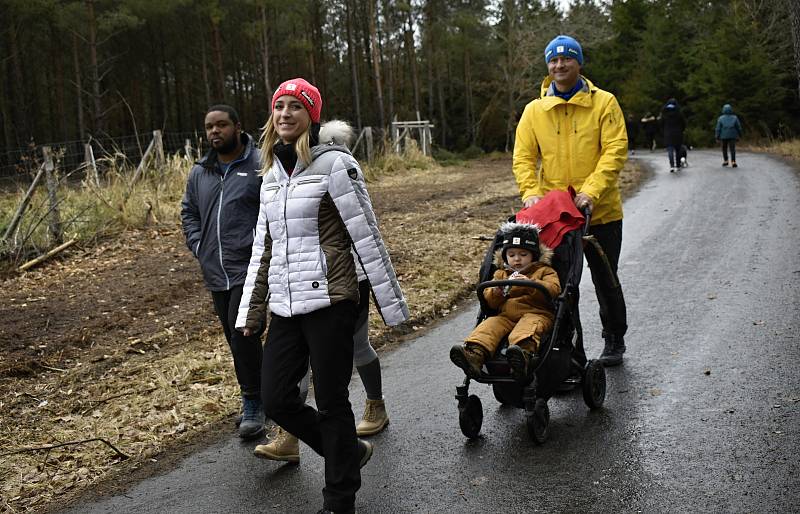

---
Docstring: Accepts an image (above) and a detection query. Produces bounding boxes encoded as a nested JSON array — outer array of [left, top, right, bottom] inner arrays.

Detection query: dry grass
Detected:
[[0, 155, 190, 266], [743, 138, 800, 163]]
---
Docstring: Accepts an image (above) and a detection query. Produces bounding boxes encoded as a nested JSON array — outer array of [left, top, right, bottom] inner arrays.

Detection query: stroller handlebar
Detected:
[[477, 279, 555, 308]]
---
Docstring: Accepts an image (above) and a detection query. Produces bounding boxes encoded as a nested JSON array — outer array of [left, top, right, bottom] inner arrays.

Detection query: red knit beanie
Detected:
[[272, 78, 322, 123]]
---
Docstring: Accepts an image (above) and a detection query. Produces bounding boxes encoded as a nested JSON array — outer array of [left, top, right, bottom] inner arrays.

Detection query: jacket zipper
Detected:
[[217, 165, 232, 290], [282, 176, 292, 315]]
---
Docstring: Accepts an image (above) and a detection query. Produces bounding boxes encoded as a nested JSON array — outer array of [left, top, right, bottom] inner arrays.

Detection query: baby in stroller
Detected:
[[450, 222, 561, 383]]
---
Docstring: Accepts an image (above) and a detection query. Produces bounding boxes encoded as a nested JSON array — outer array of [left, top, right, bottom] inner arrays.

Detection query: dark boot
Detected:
[[599, 335, 626, 367]]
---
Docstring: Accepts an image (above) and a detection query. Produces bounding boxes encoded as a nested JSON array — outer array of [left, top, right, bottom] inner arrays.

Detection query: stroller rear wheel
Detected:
[[492, 383, 523, 408], [526, 398, 549, 444], [458, 394, 483, 439], [582, 359, 606, 409]]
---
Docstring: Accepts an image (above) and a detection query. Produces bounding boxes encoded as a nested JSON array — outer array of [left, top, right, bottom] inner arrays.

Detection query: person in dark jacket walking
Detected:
[[660, 98, 686, 172], [640, 112, 658, 151], [715, 103, 743, 167], [180, 105, 265, 439]]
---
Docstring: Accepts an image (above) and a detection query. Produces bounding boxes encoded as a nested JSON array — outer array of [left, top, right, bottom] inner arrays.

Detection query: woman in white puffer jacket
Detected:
[[236, 78, 408, 514]]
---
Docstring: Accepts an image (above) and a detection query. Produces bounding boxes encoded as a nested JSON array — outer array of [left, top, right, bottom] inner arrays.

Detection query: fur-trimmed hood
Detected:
[[319, 120, 356, 149], [495, 221, 553, 267]]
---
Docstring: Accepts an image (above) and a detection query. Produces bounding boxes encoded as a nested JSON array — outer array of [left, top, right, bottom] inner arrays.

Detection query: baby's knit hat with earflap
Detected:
[[272, 78, 322, 123], [500, 222, 541, 263]]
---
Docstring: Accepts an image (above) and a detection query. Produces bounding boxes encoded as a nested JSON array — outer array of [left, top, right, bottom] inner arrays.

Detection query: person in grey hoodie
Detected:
[[715, 103, 743, 167], [180, 105, 265, 439]]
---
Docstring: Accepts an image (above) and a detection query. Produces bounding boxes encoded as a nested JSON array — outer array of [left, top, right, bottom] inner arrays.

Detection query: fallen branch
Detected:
[[0, 437, 130, 460], [80, 387, 158, 414], [18, 238, 78, 272]]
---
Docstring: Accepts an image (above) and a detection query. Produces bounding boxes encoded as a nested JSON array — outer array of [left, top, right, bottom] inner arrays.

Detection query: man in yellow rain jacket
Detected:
[[512, 35, 628, 366]]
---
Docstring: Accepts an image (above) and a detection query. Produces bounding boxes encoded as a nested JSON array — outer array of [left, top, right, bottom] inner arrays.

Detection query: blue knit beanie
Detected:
[[544, 35, 584, 66]]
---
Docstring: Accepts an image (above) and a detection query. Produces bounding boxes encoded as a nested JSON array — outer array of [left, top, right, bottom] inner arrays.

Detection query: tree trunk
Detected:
[[259, 5, 273, 97], [8, 23, 29, 146], [72, 32, 86, 141], [367, 0, 385, 129], [201, 37, 212, 108], [436, 49, 447, 147], [789, 0, 800, 100], [86, 0, 104, 135], [210, 18, 225, 100], [405, 10, 421, 116], [464, 48, 473, 144], [346, 0, 362, 130]]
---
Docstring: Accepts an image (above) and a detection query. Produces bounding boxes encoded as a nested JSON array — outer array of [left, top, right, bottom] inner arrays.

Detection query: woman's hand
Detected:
[[242, 327, 253, 337]]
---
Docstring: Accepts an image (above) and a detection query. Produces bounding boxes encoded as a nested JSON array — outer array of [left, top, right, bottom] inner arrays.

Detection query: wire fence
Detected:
[[0, 131, 207, 190]]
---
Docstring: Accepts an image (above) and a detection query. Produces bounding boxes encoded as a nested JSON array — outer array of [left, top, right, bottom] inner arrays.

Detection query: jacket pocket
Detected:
[[319, 246, 329, 275]]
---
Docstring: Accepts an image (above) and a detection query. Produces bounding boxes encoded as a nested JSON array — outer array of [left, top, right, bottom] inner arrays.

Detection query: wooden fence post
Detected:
[[42, 146, 63, 245], [152, 130, 165, 168], [365, 127, 374, 164], [2, 162, 46, 244], [84, 141, 99, 186], [129, 135, 156, 189]]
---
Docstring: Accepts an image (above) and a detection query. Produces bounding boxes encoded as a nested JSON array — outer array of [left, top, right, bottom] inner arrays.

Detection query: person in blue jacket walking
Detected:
[[715, 104, 743, 168], [180, 105, 266, 439]]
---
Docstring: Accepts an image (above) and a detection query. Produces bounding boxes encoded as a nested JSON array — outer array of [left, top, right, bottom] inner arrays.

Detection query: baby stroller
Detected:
[[453, 208, 606, 443]]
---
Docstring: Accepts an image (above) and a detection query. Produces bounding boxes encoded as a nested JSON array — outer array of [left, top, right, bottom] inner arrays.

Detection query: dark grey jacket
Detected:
[[180, 133, 262, 291]]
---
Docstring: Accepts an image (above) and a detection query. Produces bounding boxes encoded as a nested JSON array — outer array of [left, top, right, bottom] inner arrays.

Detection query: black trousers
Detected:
[[211, 285, 264, 399], [722, 139, 736, 162], [261, 300, 359, 512], [583, 220, 628, 341]]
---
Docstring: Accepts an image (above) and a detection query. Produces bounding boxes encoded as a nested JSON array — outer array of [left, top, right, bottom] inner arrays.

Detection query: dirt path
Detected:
[[0, 156, 647, 512]]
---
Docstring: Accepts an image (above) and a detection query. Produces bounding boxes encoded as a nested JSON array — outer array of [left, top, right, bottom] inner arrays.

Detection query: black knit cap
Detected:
[[500, 222, 540, 263]]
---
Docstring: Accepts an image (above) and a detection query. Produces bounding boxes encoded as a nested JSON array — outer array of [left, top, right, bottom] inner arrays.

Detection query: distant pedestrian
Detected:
[[659, 98, 686, 172], [626, 114, 640, 154], [180, 105, 266, 439], [640, 112, 657, 151], [715, 103, 742, 168]]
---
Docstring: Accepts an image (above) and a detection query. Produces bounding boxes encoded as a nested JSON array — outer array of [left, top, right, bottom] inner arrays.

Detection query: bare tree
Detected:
[[786, 0, 800, 99], [367, 0, 386, 129]]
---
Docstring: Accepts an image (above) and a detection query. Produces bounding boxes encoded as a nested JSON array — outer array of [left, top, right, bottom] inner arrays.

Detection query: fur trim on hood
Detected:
[[319, 120, 355, 149], [495, 221, 553, 267]]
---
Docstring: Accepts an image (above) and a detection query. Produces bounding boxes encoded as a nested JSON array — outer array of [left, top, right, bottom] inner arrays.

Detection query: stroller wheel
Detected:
[[492, 383, 523, 408], [458, 394, 483, 439], [526, 398, 549, 444], [582, 359, 607, 409]]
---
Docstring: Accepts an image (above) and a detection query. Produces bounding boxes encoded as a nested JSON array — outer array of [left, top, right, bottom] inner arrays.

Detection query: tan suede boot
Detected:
[[356, 398, 389, 436], [253, 426, 299, 463], [449, 343, 487, 378]]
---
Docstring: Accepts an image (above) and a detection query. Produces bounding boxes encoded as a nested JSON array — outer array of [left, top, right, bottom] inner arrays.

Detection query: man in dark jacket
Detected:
[[181, 105, 265, 439], [659, 98, 686, 172]]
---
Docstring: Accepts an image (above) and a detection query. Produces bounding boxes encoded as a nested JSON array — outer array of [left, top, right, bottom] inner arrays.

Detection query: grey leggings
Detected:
[[298, 281, 378, 401]]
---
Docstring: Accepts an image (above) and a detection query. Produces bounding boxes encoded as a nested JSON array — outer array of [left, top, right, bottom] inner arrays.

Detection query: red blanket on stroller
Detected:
[[515, 189, 585, 248]]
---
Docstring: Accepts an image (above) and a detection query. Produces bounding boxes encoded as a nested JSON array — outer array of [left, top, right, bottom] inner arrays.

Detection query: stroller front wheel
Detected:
[[458, 394, 483, 439], [582, 359, 607, 409]]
